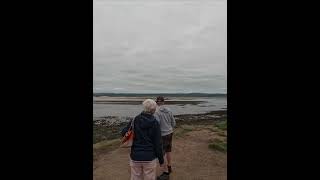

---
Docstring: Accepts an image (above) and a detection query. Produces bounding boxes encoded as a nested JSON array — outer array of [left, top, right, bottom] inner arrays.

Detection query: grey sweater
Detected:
[[154, 106, 176, 136]]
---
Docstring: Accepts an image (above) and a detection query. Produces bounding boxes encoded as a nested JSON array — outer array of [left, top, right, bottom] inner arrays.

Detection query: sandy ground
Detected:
[[93, 128, 227, 180]]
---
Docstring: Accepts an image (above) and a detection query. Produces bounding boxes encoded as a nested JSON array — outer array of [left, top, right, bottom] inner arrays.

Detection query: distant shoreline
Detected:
[[94, 100, 206, 105], [93, 93, 227, 97]]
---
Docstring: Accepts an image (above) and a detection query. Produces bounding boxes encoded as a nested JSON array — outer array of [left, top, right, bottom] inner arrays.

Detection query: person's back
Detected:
[[154, 106, 176, 136], [154, 96, 176, 179], [121, 99, 164, 180], [130, 112, 163, 161]]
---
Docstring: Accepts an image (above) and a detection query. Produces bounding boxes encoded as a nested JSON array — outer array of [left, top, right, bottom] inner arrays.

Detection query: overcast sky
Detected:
[[93, 0, 227, 93]]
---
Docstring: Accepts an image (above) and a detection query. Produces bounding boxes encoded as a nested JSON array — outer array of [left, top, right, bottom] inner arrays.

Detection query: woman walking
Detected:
[[121, 99, 164, 180]]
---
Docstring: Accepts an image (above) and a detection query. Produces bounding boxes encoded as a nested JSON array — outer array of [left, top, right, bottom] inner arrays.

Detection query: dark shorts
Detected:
[[161, 133, 173, 153]]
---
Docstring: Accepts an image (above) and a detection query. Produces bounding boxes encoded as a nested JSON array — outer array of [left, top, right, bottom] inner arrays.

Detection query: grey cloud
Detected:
[[94, 0, 227, 93]]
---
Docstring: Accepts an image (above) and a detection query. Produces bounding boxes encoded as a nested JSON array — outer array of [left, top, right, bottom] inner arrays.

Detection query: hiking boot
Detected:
[[157, 172, 170, 180]]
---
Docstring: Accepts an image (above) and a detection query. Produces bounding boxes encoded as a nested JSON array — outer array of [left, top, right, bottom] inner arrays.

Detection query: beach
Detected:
[[93, 110, 227, 180], [93, 94, 227, 179]]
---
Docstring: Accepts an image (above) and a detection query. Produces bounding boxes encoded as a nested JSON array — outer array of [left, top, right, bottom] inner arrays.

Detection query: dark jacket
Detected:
[[121, 112, 164, 164]]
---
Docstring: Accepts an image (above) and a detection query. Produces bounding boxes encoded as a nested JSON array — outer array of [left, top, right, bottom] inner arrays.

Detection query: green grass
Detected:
[[217, 131, 227, 137], [93, 124, 125, 144], [174, 125, 195, 138], [203, 125, 219, 132], [181, 125, 195, 131], [208, 139, 227, 152], [93, 139, 120, 160], [215, 120, 227, 131], [174, 129, 192, 138], [93, 139, 120, 150]]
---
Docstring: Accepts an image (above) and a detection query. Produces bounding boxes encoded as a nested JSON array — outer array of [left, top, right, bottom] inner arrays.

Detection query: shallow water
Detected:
[[93, 96, 227, 120]]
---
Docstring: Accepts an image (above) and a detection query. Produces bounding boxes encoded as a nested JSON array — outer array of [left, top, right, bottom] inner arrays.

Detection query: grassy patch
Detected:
[[174, 129, 191, 138], [215, 120, 227, 131], [208, 139, 227, 152], [174, 125, 195, 138], [93, 124, 126, 144], [93, 139, 120, 150], [93, 139, 120, 160], [217, 131, 227, 137], [180, 125, 195, 131], [203, 125, 219, 132]]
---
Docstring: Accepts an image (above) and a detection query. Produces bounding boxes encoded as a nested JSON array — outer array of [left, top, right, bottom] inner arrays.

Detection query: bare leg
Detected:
[[166, 152, 171, 166], [162, 153, 169, 173]]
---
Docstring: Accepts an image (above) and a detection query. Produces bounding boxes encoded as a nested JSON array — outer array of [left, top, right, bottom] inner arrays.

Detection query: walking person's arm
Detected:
[[170, 112, 176, 128]]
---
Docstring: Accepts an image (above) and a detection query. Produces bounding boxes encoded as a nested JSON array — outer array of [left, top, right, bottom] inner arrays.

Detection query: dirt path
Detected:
[[93, 128, 227, 180]]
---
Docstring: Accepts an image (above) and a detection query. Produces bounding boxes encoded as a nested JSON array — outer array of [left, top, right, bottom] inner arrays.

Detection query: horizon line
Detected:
[[93, 92, 227, 95]]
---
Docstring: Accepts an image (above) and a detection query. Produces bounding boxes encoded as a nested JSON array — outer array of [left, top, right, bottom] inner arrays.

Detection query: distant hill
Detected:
[[93, 93, 227, 97]]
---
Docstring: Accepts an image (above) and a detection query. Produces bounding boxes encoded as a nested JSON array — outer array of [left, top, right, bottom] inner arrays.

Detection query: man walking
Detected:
[[154, 96, 176, 180]]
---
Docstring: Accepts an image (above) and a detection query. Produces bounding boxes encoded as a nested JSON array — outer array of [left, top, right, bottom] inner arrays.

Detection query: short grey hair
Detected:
[[142, 99, 157, 113]]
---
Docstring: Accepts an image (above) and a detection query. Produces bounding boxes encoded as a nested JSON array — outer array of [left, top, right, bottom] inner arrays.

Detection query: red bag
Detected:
[[120, 120, 134, 148]]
